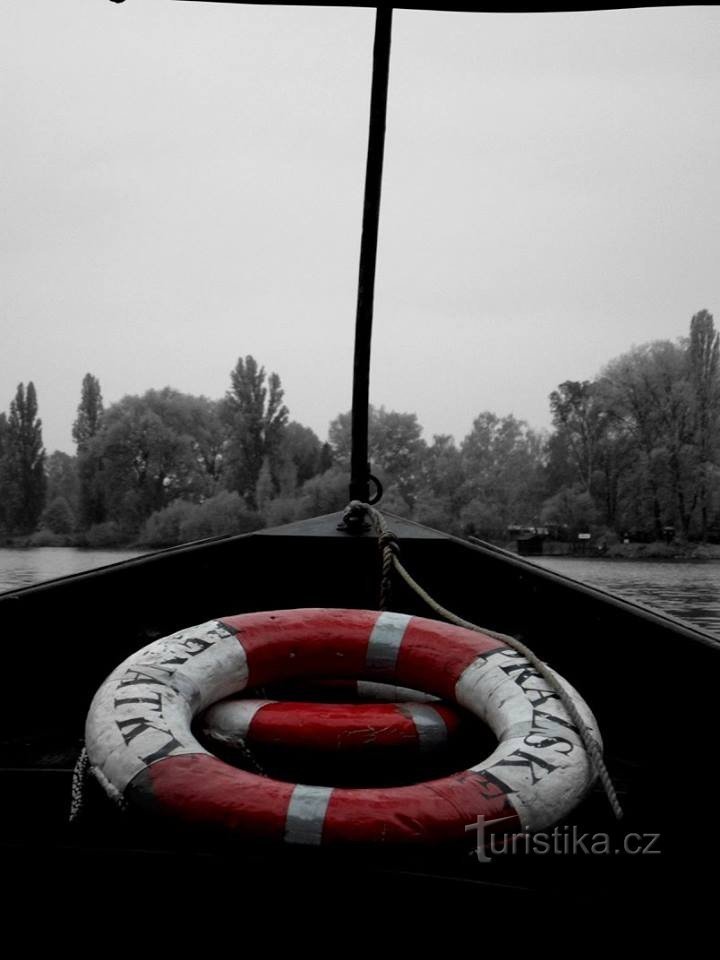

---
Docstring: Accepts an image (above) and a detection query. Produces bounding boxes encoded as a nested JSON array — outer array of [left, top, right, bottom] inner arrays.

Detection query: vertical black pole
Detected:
[[349, 6, 393, 504]]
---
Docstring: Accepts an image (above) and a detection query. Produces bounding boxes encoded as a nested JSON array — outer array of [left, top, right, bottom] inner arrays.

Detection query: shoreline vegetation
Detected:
[[535, 539, 720, 561], [3, 533, 720, 563], [4, 311, 720, 558]]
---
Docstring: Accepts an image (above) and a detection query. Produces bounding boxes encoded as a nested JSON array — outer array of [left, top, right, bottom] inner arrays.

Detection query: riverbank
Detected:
[[0, 531, 136, 550], [511, 540, 720, 560], [5, 531, 720, 562]]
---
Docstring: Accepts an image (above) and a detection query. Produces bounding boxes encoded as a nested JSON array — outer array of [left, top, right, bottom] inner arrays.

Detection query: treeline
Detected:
[[2, 309, 719, 549], [5, 357, 338, 548], [545, 309, 720, 543]]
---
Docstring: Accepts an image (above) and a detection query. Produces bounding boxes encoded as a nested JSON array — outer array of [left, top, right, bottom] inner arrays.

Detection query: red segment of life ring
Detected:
[[85, 608, 600, 845], [201, 698, 461, 754]]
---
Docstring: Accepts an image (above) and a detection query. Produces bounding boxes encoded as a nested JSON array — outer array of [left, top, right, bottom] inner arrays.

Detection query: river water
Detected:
[[1, 547, 720, 638], [533, 557, 720, 637], [0, 547, 143, 593]]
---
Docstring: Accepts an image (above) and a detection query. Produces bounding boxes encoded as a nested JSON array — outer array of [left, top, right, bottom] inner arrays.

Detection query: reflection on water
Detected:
[[533, 557, 720, 637], [0, 547, 144, 593]]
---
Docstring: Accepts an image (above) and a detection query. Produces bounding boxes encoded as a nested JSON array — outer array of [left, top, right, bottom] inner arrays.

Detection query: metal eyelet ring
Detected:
[[367, 473, 383, 505]]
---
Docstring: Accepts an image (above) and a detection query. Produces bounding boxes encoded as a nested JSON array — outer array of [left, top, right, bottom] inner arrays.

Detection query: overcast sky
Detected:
[[3, 3, 720, 454]]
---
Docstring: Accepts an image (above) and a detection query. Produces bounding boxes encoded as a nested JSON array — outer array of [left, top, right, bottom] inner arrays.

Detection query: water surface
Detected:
[[0, 547, 143, 593], [2, 547, 720, 639], [533, 557, 720, 637]]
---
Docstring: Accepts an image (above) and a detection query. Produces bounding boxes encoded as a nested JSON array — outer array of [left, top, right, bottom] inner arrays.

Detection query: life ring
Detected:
[[201, 697, 460, 754], [85, 608, 600, 844]]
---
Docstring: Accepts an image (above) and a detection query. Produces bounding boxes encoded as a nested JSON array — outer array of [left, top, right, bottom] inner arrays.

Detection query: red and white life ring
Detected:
[[201, 697, 460, 754], [85, 608, 599, 844]]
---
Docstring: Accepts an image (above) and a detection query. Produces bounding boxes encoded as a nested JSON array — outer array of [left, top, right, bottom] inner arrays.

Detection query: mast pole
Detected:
[[349, 6, 393, 504]]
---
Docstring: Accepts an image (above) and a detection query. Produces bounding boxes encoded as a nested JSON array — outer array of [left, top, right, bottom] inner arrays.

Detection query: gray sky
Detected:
[[3, 3, 720, 454]]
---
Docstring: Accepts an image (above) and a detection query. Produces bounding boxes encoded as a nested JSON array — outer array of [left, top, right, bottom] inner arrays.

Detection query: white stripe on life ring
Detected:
[[365, 611, 412, 672], [284, 785, 333, 845], [400, 703, 449, 752]]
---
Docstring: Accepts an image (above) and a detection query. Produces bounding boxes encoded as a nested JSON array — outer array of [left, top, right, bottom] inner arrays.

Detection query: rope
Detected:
[[378, 529, 399, 611], [356, 502, 623, 821], [69, 746, 89, 823], [70, 735, 265, 823], [224, 737, 266, 777]]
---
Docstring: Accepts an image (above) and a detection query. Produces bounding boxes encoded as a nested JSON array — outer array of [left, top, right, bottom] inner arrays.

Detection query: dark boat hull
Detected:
[[2, 512, 717, 913]]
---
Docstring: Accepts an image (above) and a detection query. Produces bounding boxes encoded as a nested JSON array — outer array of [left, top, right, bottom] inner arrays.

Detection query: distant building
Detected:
[[507, 524, 548, 556]]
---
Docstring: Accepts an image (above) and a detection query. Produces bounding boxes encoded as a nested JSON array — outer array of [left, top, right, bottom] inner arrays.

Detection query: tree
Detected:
[[179, 397, 226, 490], [597, 349, 663, 537], [599, 341, 696, 538], [0, 412, 7, 531], [0, 383, 46, 534], [72, 373, 104, 450], [687, 309, 720, 539], [140, 491, 264, 547], [459, 412, 546, 535], [295, 467, 351, 517], [276, 422, 327, 493], [548, 380, 631, 529], [414, 435, 466, 533], [221, 356, 289, 510], [540, 485, 599, 535], [549, 381, 610, 495], [74, 374, 105, 529], [255, 458, 275, 511], [43, 451, 79, 532], [45, 451, 79, 507], [83, 389, 224, 533], [134, 390, 225, 497], [40, 497, 75, 535], [328, 405, 425, 510], [76, 448, 106, 530]]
